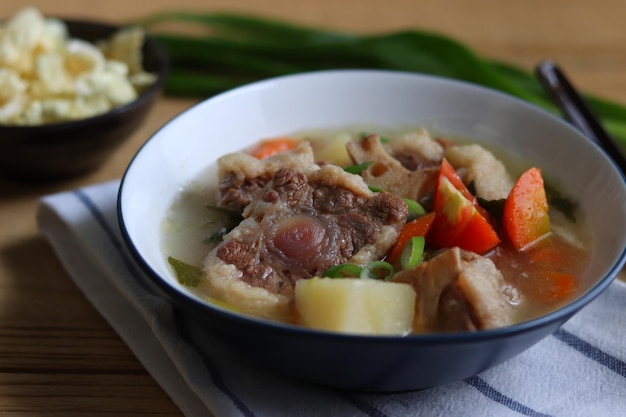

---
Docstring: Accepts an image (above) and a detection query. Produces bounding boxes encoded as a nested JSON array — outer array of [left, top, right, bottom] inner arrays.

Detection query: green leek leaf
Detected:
[[134, 11, 626, 147]]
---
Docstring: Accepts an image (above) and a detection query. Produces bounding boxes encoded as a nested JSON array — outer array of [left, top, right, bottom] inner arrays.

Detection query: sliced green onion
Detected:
[[403, 197, 426, 220], [368, 185, 383, 193], [360, 261, 395, 281], [400, 236, 425, 270], [322, 263, 363, 278], [168, 256, 202, 287], [344, 161, 373, 174]]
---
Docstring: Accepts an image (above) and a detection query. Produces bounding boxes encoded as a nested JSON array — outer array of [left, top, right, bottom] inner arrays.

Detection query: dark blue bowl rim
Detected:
[[117, 69, 626, 344], [0, 17, 169, 133]]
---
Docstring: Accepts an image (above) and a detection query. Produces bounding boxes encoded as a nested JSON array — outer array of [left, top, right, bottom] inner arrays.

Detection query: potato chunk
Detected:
[[295, 277, 416, 335], [314, 132, 353, 166]]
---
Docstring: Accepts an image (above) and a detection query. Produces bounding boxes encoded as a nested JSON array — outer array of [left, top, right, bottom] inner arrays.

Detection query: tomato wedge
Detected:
[[436, 158, 490, 219], [437, 158, 475, 204], [430, 171, 500, 254]]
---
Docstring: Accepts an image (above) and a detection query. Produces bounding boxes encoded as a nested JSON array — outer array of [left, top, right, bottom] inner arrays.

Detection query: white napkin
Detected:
[[37, 180, 626, 417]]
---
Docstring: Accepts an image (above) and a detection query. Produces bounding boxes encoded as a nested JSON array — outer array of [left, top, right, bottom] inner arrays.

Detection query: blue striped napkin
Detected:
[[37, 180, 626, 417]]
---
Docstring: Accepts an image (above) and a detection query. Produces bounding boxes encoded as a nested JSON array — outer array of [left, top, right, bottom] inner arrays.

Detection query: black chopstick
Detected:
[[535, 60, 626, 174]]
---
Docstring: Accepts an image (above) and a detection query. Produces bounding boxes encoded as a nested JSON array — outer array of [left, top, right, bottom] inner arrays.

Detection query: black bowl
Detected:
[[0, 18, 168, 180]]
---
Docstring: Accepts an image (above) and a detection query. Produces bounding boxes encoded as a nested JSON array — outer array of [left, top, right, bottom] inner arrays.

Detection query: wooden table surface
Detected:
[[1, 1, 625, 415]]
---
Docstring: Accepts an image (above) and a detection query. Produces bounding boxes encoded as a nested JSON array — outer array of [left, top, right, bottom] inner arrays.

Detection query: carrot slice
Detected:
[[387, 212, 436, 265], [541, 272, 576, 301], [249, 137, 298, 159], [503, 167, 551, 250]]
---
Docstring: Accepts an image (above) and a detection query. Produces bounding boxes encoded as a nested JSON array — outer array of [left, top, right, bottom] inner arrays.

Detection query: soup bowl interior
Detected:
[[118, 70, 626, 391]]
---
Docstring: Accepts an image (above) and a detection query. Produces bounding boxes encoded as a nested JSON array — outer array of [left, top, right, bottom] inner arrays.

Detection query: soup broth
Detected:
[[161, 127, 592, 333]]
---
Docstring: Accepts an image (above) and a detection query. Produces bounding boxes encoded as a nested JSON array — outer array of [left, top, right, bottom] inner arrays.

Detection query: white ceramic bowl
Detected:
[[118, 70, 626, 391]]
